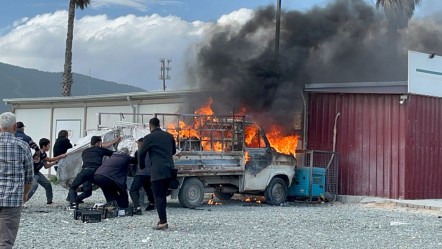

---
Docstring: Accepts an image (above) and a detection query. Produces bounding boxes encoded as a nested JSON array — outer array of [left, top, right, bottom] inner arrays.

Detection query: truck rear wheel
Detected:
[[264, 177, 287, 205], [214, 189, 234, 200], [178, 177, 204, 208]]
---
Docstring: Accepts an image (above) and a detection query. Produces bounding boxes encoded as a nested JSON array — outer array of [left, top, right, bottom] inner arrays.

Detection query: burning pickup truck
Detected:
[[155, 113, 296, 208], [57, 113, 297, 208]]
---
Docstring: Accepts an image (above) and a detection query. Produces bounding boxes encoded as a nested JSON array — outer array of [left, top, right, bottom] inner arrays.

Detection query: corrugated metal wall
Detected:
[[308, 93, 407, 199], [406, 95, 442, 199]]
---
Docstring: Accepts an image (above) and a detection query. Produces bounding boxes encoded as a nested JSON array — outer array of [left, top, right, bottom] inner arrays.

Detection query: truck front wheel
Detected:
[[264, 177, 288, 205], [178, 177, 205, 208]]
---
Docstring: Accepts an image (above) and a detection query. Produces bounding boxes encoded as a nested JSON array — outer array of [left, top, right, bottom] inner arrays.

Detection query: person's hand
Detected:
[[175, 149, 182, 158], [33, 153, 40, 163], [116, 137, 123, 143]]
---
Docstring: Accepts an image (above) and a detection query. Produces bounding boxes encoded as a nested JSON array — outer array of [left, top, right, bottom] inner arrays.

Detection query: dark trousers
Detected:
[[94, 174, 129, 208], [0, 206, 22, 249], [129, 175, 155, 208], [28, 172, 53, 203], [152, 178, 170, 224], [68, 168, 95, 204]]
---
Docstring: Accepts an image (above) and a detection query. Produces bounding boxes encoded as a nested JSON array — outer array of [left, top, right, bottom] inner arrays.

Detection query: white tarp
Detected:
[[56, 123, 149, 189]]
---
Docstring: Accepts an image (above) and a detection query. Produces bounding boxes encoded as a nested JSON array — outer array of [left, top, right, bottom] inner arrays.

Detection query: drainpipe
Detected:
[[127, 96, 136, 123], [300, 91, 307, 150], [48, 103, 54, 176]]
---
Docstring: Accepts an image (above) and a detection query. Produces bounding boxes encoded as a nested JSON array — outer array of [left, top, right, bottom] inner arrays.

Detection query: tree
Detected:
[[62, 0, 90, 97], [376, 0, 421, 29]]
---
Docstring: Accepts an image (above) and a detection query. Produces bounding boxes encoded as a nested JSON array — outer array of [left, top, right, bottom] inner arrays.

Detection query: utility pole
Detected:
[[275, 0, 281, 54], [159, 58, 171, 91]]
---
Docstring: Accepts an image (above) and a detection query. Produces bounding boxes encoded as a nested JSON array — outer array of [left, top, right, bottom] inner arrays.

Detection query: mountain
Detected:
[[0, 62, 145, 112]]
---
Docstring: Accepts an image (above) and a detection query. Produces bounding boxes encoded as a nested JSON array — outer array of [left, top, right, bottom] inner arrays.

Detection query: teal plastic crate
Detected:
[[288, 167, 326, 197]]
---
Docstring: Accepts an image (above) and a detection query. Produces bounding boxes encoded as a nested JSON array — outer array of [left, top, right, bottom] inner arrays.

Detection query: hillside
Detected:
[[0, 62, 145, 112]]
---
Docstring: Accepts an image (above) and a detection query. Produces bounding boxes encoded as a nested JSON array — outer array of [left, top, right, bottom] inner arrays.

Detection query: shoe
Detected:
[[47, 201, 57, 207], [153, 223, 168, 230], [145, 204, 155, 211], [67, 203, 77, 210], [133, 207, 142, 215]]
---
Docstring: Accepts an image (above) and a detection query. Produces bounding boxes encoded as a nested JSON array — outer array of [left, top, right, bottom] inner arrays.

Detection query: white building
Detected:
[[3, 89, 198, 175]]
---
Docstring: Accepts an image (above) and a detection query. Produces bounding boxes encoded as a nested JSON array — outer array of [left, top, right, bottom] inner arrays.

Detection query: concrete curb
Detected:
[[338, 195, 442, 212]]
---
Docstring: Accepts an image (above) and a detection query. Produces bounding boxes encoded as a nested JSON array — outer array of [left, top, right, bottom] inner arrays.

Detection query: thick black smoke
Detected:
[[186, 0, 442, 133]]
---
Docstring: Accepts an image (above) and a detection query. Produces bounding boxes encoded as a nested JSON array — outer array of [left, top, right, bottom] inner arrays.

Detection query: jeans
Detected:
[[27, 172, 53, 203], [0, 206, 22, 249], [152, 178, 171, 224], [68, 168, 95, 204], [129, 175, 154, 208], [94, 174, 129, 208]]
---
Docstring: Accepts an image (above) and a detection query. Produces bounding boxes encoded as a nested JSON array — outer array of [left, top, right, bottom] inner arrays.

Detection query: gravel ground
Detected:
[[13, 183, 442, 249]]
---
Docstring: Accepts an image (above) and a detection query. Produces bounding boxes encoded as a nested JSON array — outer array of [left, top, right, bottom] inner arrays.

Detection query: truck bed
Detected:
[[174, 151, 244, 176]]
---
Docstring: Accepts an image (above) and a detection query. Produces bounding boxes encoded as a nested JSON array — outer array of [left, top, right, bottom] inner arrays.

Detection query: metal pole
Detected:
[[275, 0, 281, 54]]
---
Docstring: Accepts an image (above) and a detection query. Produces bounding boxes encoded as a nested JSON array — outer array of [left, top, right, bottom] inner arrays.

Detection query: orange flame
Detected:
[[244, 151, 251, 163], [195, 98, 214, 115], [242, 195, 264, 204], [208, 194, 222, 205], [166, 98, 299, 154], [266, 125, 299, 155]]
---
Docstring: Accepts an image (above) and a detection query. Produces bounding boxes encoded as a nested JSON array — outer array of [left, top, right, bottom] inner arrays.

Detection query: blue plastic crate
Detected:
[[288, 167, 326, 197]]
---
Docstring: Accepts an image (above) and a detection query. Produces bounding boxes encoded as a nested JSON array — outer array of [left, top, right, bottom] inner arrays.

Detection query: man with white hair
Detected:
[[94, 147, 136, 208], [0, 112, 34, 249]]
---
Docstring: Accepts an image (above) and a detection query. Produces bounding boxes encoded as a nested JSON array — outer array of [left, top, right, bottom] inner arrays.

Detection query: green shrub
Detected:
[[49, 175, 59, 184]]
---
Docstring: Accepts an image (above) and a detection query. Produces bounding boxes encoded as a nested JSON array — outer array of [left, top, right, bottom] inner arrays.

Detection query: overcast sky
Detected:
[[0, 0, 440, 91]]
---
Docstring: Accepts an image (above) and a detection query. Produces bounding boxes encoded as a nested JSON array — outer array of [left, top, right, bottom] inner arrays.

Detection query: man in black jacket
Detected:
[[130, 138, 155, 215], [94, 147, 135, 208], [139, 117, 176, 230], [68, 135, 121, 209]]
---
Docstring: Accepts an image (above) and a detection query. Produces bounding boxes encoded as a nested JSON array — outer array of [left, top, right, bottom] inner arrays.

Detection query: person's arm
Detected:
[[172, 136, 177, 155], [28, 139, 40, 152], [23, 147, 34, 202], [23, 183, 32, 203], [138, 136, 149, 170], [102, 136, 122, 148], [45, 153, 67, 162], [43, 161, 58, 169], [65, 139, 73, 149], [129, 156, 137, 165]]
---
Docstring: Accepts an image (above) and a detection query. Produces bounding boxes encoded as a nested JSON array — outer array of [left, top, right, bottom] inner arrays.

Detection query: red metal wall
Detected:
[[308, 93, 407, 199], [405, 95, 442, 199]]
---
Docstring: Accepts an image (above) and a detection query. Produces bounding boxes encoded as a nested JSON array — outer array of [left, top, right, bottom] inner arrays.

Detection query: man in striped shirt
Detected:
[[0, 112, 34, 249]]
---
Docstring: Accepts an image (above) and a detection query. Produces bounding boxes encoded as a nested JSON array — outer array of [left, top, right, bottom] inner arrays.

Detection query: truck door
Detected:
[[244, 124, 272, 175]]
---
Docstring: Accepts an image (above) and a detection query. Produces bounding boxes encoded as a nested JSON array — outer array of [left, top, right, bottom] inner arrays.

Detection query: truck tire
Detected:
[[178, 177, 205, 208], [214, 189, 234, 200], [264, 177, 288, 205]]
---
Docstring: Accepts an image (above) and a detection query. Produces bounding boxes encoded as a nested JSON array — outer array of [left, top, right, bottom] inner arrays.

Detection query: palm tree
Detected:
[[62, 0, 90, 97], [376, 0, 421, 29]]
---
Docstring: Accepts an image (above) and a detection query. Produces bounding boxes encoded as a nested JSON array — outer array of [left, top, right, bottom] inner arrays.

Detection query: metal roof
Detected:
[[3, 89, 203, 111], [3, 89, 200, 104], [305, 81, 408, 94]]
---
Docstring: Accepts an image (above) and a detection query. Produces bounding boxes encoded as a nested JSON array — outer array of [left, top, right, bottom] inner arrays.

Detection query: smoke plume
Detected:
[[186, 0, 442, 133]]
